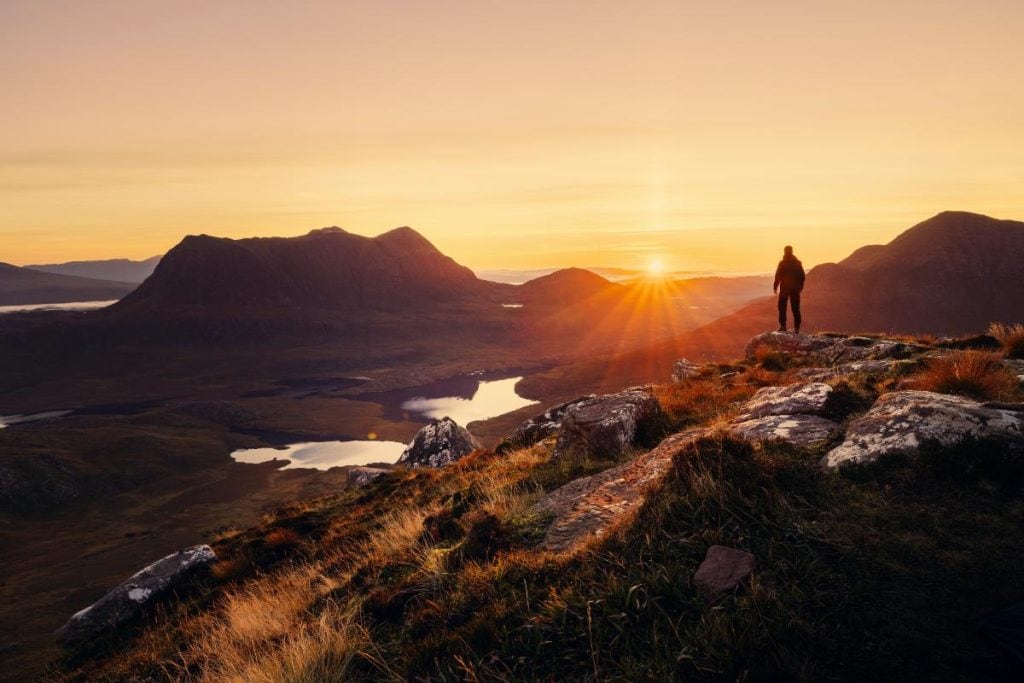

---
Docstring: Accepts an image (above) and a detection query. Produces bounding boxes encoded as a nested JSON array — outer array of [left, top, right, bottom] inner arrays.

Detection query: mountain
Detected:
[[26, 256, 161, 284], [509, 267, 624, 306], [0, 262, 137, 306], [693, 211, 1024, 347], [111, 227, 495, 314]]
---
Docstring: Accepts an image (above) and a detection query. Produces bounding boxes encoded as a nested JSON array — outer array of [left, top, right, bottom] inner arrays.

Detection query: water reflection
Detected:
[[0, 300, 118, 315], [231, 439, 406, 470], [0, 410, 73, 428], [358, 374, 538, 425]]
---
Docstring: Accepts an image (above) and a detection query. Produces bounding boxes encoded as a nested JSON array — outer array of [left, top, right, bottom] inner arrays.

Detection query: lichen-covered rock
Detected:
[[822, 391, 1024, 468], [554, 388, 667, 459], [693, 545, 756, 595], [535, 430, 704, 552], [56, 545, 216, 648], [736, 382, 833, 420], [745, 332, 838, 359], [672, 359, 702, 382], [398, 417, 481, 468], [496, 395, 595, 454], [348, 466, 389, 486], [729, 414, 841, 449], [793, 360, 900, 382], [746, 332, 923, 365]]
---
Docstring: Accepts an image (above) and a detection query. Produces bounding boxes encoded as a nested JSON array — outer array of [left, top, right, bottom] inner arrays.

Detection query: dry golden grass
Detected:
[[655, 377, 758, 426], [908, 350, 1018, 401], [989, 322, 1024, 359], [174, 566, 363, 682], [264, 528, 301, 549]]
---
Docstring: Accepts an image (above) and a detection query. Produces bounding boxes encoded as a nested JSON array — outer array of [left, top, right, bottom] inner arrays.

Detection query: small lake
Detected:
[[357, 372, 538, 425], [0, 411, 73, 428], [231, 439, 407, 470], [0, 300, 118, 315]]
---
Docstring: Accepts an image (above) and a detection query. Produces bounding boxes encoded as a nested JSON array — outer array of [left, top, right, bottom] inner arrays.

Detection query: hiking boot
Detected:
[[794, 328, 801, 335], [777, 326, 787, 333]]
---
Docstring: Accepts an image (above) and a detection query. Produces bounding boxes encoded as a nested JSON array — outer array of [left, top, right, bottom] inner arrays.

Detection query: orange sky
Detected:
[[2, 1, 1023, 272]]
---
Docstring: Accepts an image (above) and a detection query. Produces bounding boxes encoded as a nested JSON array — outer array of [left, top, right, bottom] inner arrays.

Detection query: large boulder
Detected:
[[554, 389, 667, 459], [496, 395, 595, 454], [398, 417, 481, 468], [693, 545, 756, 595], [56, 545, 216, 648], [736, 382, 833, 419], [729, 414, 841, 449], [822, 391, 1024, 468], [728, 382, 841, 449]]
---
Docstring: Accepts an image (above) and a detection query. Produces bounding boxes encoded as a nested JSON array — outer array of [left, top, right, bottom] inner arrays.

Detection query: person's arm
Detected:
[[797, 262, 806, 291], [773, 262, 782, 293]]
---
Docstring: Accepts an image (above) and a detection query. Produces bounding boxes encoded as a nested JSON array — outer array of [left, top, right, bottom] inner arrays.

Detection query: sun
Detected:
[[646, 258, 666, 277]]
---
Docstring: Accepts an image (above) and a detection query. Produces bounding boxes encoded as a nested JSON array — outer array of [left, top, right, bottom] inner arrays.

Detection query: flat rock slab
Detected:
[[399, 417, 480, 468], [738, 382, 833, 419], [746, 332, 923, 365], [554, 388, 666, 459], [793, 360, 899, 382], [693, 545, 756, 594], [823, 391, 1024, 468], [535, 430, 704, 552], [729, 414, 841, 449], [57, 544, 216, 648]]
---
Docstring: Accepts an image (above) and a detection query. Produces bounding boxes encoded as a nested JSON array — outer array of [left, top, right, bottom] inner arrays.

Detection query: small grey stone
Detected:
[[693, 545, 756, 594]]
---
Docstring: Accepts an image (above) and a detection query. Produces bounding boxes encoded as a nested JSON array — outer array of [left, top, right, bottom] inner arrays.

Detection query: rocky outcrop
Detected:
[[535, 430, 704, 552], [735, 383, 833, 419], [729, 414, 841, 449], [554, 389, 667, 459], [727, 382, 841, 448], [693, 545, 756, 595], [746, 332, 922, 365], [496, 395, 595, 454], [56, 545, 216, 648], [793, 359, 902, 382], [398, 417, 481, 468], [348, 466, 389, 486], [823, 391, 1024, 468], [672, 359, 702, 382]]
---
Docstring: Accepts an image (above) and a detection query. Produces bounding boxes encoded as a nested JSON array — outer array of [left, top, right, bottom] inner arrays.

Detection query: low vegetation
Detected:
[[49, 344, 1024, 682], [989, 322, 1024, 360], [908, 350, 1019, 401]]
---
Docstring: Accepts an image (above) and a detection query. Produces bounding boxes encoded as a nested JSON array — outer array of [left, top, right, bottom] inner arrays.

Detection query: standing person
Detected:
[[773, 246, 805, 333]]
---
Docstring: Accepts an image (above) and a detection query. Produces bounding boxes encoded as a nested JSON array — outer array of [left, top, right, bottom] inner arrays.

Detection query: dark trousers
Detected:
[[778, 292, 801, 330]]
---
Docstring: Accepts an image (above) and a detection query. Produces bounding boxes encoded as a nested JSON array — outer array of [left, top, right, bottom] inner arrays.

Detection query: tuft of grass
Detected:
[[907, 350, 1018, 400], [988, 322, 1024, 359], [654, 377, 757, 428]]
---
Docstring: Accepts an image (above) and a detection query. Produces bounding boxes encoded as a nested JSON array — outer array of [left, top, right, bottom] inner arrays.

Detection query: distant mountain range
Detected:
[[0, 262, 137, 307], [26, 256, 161, 284]]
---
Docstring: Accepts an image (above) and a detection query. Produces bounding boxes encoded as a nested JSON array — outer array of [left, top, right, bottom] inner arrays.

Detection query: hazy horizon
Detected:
[[4, 1, 1024, 272]]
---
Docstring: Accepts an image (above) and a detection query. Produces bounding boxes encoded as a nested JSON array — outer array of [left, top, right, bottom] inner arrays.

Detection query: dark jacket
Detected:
[[774, 255, 805, 295]]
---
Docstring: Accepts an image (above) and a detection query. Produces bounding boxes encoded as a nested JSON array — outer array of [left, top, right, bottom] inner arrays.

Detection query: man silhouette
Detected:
[[773, 245, 805, 334]]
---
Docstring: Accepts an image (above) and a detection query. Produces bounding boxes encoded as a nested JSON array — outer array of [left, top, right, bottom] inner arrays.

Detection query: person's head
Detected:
[[783, 245, 794, 257]]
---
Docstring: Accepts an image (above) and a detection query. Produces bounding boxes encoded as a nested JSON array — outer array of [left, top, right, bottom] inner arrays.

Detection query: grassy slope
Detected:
[[47, 344, 1024, 682]]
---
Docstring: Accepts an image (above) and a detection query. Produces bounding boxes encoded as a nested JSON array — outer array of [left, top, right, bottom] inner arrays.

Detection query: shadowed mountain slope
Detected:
[[26, 256, 162, 284], [112, 227, 494, 313], [0, 262, 136, 306]]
